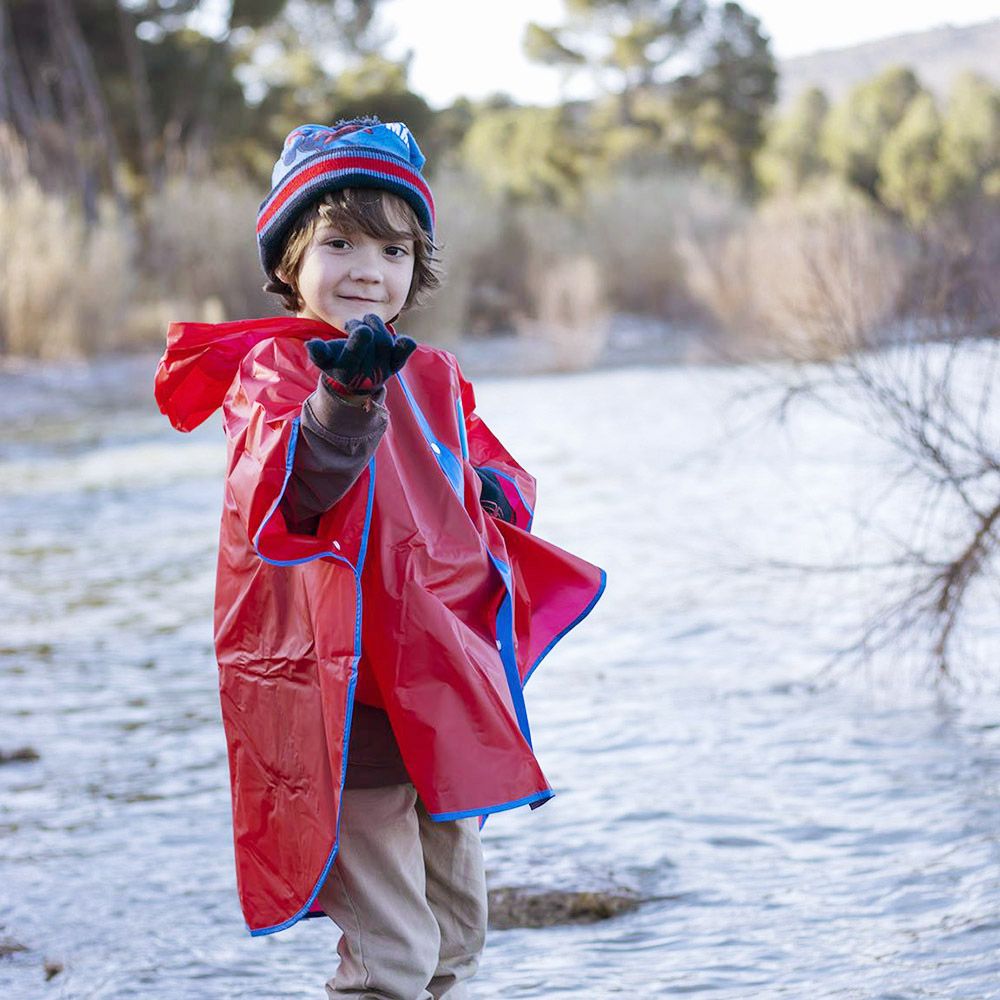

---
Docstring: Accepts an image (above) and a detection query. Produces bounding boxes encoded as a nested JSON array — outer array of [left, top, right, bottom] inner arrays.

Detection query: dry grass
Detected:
[[401, 167, 504, 346], [0, 126, 277, 356], [2, 142, 954, 366], [138, 170, 277, 335], [524, 254, 608, 370], [0, 130, 134, 358], [403, 169, 611, 365], [510, 203, 609, 370], [582, 171, 727, 325], [681, 180, 915, 360]]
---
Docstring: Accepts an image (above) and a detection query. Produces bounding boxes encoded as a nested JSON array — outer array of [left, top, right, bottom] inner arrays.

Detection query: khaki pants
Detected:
[[317, 784, 488, 1000]]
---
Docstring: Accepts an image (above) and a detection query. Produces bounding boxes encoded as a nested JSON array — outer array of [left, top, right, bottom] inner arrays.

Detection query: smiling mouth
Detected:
[[339, 295, 382, 303]]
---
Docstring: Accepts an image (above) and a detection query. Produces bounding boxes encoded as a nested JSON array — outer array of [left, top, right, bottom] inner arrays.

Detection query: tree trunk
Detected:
[[46, 0, 96, 220], [0, 0, 10, 125], [117, 2, 160, 193], [46, 0, 128, 218], [0, 0, 39, 144]]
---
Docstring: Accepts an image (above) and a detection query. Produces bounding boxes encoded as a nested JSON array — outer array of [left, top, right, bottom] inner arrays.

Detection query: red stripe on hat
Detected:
[[258, 154, 435, 233]]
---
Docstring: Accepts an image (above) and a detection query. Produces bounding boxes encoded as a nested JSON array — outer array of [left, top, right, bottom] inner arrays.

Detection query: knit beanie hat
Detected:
[[256, 116, 436, 280]]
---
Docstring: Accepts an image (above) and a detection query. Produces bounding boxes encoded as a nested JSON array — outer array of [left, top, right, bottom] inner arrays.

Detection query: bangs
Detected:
[[317, 188, 421, 243]]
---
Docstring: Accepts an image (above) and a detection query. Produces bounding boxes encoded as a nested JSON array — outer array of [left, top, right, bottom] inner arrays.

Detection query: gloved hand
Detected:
[[306, 313, 417, 397], [475, 467, 514, 522]]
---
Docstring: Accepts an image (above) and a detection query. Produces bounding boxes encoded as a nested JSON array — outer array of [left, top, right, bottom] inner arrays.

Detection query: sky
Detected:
[[380, 0, 1000, 108]]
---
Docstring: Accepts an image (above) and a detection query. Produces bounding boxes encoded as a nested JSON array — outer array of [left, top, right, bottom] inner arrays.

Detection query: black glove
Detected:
[[306, 313, 416, 397], [475, 467, 514, 522]]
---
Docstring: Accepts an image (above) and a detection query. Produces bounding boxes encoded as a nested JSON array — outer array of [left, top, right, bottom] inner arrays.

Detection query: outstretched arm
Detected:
[[281, 314, 416, 533], [279, 381, 388, 534]]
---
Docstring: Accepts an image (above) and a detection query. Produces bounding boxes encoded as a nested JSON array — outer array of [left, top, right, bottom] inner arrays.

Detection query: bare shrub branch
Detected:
[[746, 196, 1000, 682]]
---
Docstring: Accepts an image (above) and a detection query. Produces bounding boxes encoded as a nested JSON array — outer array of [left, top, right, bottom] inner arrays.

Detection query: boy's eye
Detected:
[[324, 237, 351, 249], [384, 245, 410, 258]]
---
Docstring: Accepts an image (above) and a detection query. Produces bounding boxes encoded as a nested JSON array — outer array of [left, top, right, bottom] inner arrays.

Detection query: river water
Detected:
[[1, 353, 998, 999]]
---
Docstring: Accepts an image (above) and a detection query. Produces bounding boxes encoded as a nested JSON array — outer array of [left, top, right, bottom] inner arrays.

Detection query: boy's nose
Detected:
[[349, 248, 383, 283]]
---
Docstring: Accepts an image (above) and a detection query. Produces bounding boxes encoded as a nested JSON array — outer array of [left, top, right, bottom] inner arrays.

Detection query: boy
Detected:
[[154, 118, 605, 999]]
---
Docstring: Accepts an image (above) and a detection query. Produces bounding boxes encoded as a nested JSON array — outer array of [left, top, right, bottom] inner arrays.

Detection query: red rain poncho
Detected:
[[154, 316, 606, 935]]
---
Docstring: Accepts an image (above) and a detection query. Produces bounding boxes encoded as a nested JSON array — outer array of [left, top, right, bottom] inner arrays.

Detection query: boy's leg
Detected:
[[317, 784, 441, 1000], [416, 801, 489, 1000]]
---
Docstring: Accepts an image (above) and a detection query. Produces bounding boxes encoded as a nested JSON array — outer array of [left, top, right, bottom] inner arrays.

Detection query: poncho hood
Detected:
[[155, 315, 341, 432]]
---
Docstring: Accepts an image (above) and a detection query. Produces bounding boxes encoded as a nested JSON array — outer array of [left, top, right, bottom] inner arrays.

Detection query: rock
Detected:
[[487, 887, 641, 929], [0, 746, 40, 765], [44, 959, 64, 980], [0, 938, 28, 958]]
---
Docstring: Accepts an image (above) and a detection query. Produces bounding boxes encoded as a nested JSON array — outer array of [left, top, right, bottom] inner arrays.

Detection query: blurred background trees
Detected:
[[521, 0, 775, 196], [0, 0, 998, 358], [2, 0, 999, 678]]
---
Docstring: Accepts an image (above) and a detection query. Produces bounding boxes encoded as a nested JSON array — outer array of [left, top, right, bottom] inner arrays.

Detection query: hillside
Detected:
[[777, 18, 1000, 107]]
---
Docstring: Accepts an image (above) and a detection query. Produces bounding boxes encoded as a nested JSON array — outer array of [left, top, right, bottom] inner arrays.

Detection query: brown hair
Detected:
[[267, 187, 441, 315]]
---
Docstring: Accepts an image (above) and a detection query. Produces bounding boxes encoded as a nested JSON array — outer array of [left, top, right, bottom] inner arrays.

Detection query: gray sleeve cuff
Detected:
[[279, 380, 390, 533], [302, 380, 389, 441]]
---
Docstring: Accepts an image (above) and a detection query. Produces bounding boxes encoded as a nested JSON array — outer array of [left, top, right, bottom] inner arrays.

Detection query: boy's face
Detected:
[[287, 207, 416, 333]]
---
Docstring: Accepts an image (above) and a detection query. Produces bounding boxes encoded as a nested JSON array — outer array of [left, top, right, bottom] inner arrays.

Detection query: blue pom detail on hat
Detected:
[[257, 116, 435, 280]]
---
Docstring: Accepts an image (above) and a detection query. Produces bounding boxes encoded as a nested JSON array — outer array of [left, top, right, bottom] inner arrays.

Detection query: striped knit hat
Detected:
[[256, 116, 436, 280]]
